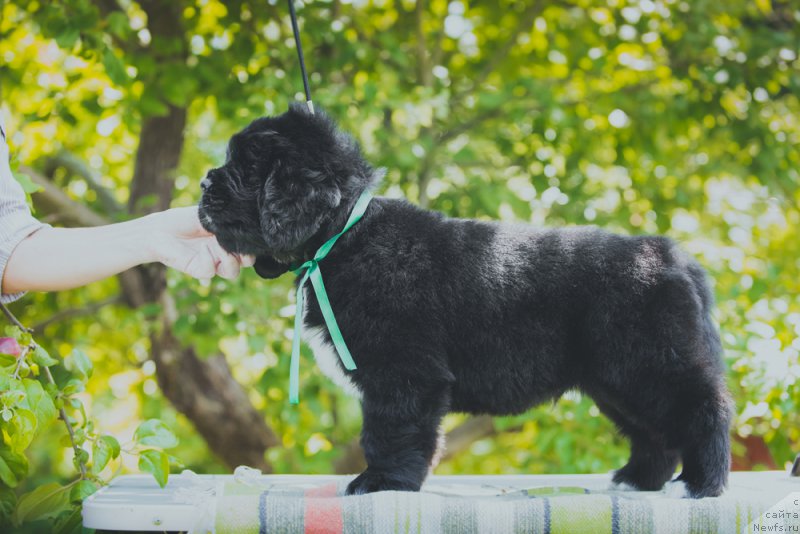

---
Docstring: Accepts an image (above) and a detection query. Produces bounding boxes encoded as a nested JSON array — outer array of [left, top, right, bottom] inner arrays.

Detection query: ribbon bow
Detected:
[[289, 189, 373, 403]]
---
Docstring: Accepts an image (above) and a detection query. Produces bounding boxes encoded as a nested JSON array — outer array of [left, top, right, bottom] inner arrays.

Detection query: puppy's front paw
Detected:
[[346, 469, 421, 495]]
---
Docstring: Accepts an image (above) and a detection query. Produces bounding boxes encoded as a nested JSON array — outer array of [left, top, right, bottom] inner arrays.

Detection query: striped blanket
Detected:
[[212, 475, 792, 534]]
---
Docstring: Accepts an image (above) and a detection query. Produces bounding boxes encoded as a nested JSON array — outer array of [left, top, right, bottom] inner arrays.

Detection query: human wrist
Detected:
[[137, 211, 169, 265]]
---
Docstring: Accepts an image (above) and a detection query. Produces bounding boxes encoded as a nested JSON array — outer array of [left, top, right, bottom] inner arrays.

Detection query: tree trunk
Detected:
[[118, 1, 279, 470], [124, 103, 278, 471]]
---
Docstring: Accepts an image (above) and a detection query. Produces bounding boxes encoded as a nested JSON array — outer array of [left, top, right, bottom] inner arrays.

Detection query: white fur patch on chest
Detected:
[[302, 294, 361, 398]]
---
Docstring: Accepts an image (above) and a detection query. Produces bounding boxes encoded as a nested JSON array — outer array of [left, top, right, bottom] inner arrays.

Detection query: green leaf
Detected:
[[100, 435, 121, 459], [0, 378, 25, 407], [32, 345, 58, 367], [138, 449, 169, 488], [13, 482, 70, 525], [8, 408, 37, 451], [0, 453, 17, 488], [16, 360, 30, 378], [52, 506, 83, 534], [134, 419, 179, 449], [91, 439, 111, 474], [71, 427, 86, 447], [139, 85, 169, 116], [0, 447, 28, 488], [755, 0, 772, 15], [69, 480, 98, 503], [63, 349, 92, 380], [61, 379, 85, 396], [102, 48, 128, 85], [107, 12, 129, 38], [0, 486, 17, 525], [55, 27, 80, 49], [20, 379, 57, 429]]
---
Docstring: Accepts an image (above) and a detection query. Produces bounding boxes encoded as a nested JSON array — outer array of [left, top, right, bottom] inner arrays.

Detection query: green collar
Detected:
[[289, 189, 373, 403]]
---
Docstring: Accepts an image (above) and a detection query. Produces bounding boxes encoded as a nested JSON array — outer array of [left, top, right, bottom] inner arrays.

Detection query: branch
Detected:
[[32, 295, 123, 333], [0, 301, 32, 333], [46, 152, 124, 216], [416, 145, 437, 209], [440, 415, 496, 463], [438, 107, 504, 144], [23, 165, 111, 227], [415, 0, 433, 88], [0, 302, 88, 478], [44, 365, 88, 478]]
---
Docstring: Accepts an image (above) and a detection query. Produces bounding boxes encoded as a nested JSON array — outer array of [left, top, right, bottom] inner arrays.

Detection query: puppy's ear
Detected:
[[253, 255, 290, 279], [258, 171, 342, 253]]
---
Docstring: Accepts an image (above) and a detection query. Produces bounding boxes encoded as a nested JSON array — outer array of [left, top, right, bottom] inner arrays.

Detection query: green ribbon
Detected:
[[289, 189, 373, 404]]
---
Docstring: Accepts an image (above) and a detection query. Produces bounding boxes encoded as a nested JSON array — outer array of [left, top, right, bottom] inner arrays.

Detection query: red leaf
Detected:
[[0, 337, 22, 357]]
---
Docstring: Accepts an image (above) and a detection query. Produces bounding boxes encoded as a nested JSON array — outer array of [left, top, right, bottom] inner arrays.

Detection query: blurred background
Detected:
[[1, 0, 798, 489]]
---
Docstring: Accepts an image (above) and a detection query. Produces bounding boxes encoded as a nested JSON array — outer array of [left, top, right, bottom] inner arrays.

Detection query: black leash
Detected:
[[287, 0, 314, 114]]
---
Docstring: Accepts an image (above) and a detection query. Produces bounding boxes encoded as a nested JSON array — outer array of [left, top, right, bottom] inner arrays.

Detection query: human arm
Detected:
[[1, 206, 253, 294]]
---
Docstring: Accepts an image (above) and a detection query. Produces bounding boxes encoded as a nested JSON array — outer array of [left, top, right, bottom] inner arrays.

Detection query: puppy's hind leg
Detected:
[[346, 380, 450, 495], [596, 400, 679, 492], [669, 391, 732, 498]]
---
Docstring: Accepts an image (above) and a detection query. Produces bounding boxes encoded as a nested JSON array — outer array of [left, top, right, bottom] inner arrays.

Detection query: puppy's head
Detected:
[[199, 104, 376, 277]]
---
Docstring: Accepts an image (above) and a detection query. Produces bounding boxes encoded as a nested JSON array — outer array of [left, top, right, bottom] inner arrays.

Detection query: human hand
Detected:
[[145, 207, 255, 280]]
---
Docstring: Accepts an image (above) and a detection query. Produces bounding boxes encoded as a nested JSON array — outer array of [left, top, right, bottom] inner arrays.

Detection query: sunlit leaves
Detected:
[[20, 379, 57, 431], [63, 349, 92, 380], [0, 0, 797, 510], [134, 419, 179, 449], [101, 49, 128, 86], [90, 436, 120, 475], [8, 408, 37, 450], [0, 447, 29, 488], [69, 480, 98, 503], [138, 449, 170, 488], [32, 345, 58, 367], [12, 483, 70, 525], [0, 324, 175, 531]]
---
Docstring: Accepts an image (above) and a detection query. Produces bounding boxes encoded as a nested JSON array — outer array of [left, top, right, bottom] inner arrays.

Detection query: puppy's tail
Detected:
[[685, 260, 724, 364]]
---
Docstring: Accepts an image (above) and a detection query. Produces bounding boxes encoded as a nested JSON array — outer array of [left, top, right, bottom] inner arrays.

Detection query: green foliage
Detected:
[[137, 449, 170, 488], [13, 482, 71, 525], [0, 324, 178, 531], [0, 1, 798, 529]]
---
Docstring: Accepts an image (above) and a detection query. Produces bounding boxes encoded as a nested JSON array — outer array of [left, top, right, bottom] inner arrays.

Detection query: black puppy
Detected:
[[199, 105, 732, 498]]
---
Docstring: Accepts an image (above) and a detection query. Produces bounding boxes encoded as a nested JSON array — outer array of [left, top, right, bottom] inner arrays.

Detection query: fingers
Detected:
[[207, 238, 241, 280], [176, 243, 217, 280], [162, 235, 256, 281], [237, 254, 256, 268]]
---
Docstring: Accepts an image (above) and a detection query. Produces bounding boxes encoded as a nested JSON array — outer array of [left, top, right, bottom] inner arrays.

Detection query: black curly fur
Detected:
[[199, 104, 733, 498]]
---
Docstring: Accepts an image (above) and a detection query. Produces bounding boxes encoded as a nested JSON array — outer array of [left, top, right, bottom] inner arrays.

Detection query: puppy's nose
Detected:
[[200, 178, 211, 191]]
